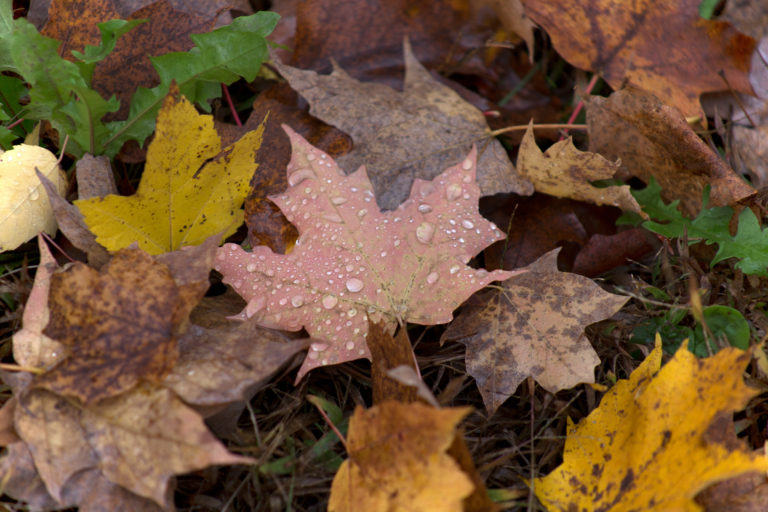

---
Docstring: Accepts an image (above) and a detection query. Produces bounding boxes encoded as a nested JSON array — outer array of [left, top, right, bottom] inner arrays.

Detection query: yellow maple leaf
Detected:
[[534, 335, 768, 511], [329, 401, 474, 512], [75, 87, 264, 254]]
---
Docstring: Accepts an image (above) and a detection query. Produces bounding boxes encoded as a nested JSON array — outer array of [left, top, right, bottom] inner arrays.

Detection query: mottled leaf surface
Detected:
[[442, 249, 628, 413], [328, 401, 474, 512], [535, 337, 768, 511], [273, 40, 532, 211], [216, 127, 514, 380]]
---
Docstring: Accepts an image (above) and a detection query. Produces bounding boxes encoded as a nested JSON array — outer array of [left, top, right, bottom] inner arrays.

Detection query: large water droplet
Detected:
[[345, 341, 355, 350], [449, 265, 460, 274], [357, 209, 368, 218], [323, 213, 343, 223], [246, 263, 257, 272], [446, 183, 462, 201], [461, 158, 473, 170], [418, 203, 432, 214], [346, 278, 364, 293], [311, 342, 329, 351], [291, 295, 304, 307], [461, 220, 474, 229], [288, 168, 316, 186], [322, 295, 338, 309], [331, 196, 348, 205], [416, 222, 435, 244], [426, 272, 439, 284]]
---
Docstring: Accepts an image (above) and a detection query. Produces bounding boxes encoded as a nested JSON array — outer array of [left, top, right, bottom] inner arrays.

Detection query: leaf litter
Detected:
[[3, 1, 768, 510]]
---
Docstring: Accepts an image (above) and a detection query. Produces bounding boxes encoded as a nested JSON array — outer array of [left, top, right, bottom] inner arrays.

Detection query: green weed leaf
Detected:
[[633, 179, 768, 276]]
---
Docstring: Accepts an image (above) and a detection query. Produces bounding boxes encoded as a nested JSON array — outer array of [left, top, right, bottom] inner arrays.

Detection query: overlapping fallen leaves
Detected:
[[3, 1, 768, 510]]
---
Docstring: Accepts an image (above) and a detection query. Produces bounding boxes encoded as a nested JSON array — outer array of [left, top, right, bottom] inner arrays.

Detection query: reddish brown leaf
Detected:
[[522, 0, 755, 118], [233, 83, 352, 253], [42, 0, 215, 120], [34, 248, 187, 403], [215, 127, 514, 380], [292, 0, 496, 83], [368, 321, 419, 404], [273, 40, 533, 211], [586, 87, 756, 216], [442, 249, 629, 413]]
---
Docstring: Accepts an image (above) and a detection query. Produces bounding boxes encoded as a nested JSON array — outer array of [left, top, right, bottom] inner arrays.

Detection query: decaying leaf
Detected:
[[442, 249, 629, 413], [0, 144, 66, 252], [273, 39, 533, 211], [14, 385, 251, 508], [534, 336, 768, 511], [328, 401, 474, 512], [522, 0, 755, 118], [164, 319, 308, 413], [76, 87, 264, 254], [516, 122, 643, 215], [32, 237, 216, 404], [586, 87, 755, 216], [215, 127, 514, 380]]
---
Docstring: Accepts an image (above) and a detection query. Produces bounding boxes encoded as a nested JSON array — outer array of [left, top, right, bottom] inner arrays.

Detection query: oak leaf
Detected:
[[328, 401, 474, 512], [441, 249, 629, 413], [516, 122, 643, 215], [75, 87, 264, 254], [534, 336, 768, 511], [0, 144, 66, 252], [272, 39, 532, 211], [586, 87, 755, 216], [521, 0, 755, 118], [215, 127, 515, 380]]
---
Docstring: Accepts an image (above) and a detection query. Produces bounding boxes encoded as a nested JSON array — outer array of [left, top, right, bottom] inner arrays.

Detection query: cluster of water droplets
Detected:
[[215, 132, 508, 373]]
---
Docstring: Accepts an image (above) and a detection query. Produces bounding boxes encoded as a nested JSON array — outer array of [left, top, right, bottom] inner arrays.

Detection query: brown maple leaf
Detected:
[[442, 249, 628, 413], [521, 0, 755, 118], [32, 237, 216, 404], [586, 87, 755, 216], [215, 126, 515, 380], [272, 39, 532, 211]]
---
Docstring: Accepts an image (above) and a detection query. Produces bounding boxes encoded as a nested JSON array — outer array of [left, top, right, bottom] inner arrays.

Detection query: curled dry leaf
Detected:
[[522, 0, 754, 118], [586, 87, 755, 216], [273, 39, 532, 211], [516, 122, 643, 215], [11, 236, 65, 369], [328, 401, 474, 512], [535, 336, 768, 511], [215, 126, 514, 380], [0, 144, 66, 252], [442, 249, 629, 413]]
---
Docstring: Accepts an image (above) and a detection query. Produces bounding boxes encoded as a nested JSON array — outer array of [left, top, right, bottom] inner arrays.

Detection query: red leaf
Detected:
[[215, 126, 515, 380]]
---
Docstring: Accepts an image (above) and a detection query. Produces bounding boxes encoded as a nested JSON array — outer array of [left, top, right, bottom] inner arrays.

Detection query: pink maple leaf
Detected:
[[215, 126, 516, 380]]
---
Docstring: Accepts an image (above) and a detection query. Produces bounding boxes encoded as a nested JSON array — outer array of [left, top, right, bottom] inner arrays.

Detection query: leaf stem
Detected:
[[488, 123, 587, 137]]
